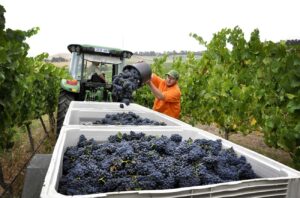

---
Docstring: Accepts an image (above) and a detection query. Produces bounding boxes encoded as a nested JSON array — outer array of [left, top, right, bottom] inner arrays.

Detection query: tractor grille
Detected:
[[84, 88, 104, 101]]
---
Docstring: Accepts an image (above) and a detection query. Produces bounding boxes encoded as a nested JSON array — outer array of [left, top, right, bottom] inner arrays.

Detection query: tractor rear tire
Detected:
[[56, 90, 75, 138]]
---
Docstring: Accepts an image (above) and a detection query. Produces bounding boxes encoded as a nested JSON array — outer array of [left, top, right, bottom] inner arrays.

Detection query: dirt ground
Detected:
[[196, 124, 293, 167], [0, 117, 56, 197]]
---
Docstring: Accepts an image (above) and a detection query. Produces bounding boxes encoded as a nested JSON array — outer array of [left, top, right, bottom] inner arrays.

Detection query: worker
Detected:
[[89, 62, 106, 83], [147, 69, 181, 119]]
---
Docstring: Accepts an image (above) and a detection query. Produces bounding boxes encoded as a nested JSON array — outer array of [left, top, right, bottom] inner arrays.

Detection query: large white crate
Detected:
[[63, 101, 192, 128], [67, 101, 154, 112], [41, 127, 300, 198]]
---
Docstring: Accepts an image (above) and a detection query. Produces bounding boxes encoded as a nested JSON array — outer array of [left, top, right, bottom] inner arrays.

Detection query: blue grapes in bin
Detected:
[[58, 132, 257, 195]]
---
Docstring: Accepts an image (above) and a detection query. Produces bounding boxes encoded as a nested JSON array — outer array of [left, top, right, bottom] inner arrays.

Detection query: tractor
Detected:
[[56, 44, 133, 136]]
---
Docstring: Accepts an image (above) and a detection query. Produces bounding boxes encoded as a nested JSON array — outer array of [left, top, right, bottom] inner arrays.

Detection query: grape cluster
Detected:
[[58, 132, 258, 195], [81, 112, 167, 126], [112, 67, 141, 104]]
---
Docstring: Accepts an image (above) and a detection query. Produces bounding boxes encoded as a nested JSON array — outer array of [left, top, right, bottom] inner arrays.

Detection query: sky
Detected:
[[1, 0, 299, 56]]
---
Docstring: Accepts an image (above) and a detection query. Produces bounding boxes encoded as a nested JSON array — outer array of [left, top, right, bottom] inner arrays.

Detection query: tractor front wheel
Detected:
[[56, 90, 75, 138]]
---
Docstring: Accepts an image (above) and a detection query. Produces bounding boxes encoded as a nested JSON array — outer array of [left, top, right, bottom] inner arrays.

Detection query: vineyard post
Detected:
[[224, 128, 230, 140], [0, 162, 12, 197], [25, 124, 34, 152], [39, 116, 49, 136], [48, 113, 55, 133], [0, 162, 7, 189]]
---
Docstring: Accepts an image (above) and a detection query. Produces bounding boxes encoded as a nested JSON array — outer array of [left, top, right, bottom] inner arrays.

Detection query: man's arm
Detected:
[[147, 81, 165, 100]]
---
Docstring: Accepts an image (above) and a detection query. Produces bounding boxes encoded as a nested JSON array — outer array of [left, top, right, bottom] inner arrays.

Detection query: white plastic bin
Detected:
[[63, 101, 192, 128], [41, 127, 300, 198], [67, 101, 153, 112]]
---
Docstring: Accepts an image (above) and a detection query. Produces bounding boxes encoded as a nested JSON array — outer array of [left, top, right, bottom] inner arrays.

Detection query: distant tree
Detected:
[[51, 57, 67, 62]]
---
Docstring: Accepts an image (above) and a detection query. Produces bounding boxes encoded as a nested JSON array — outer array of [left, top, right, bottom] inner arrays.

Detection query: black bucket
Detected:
[[123, 62, 152, 87]]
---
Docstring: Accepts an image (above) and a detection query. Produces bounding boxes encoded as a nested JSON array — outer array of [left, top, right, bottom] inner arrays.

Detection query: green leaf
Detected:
[[0, 72, 5, 84], [286, 93, 296, 99], [117, 132, 122, 140], [263, 57, 271, 65], [294, 124, 300, 133], [294, 57, 300, 66], [287, 102, 300, 113], [291, 79, 300, 88]]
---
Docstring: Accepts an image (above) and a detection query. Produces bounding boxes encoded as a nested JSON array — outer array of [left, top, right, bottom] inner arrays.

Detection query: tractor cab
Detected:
[[62, 44, 133, 101], [56, 44, 133, 136]]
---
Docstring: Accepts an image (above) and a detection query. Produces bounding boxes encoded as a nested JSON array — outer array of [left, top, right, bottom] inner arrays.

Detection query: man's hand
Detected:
[[146, 73, 154, 85], [145, 78, 151, 85]]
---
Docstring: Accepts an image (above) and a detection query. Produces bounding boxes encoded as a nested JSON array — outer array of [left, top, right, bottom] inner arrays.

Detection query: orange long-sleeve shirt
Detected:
[[151, 74, 181, 119]]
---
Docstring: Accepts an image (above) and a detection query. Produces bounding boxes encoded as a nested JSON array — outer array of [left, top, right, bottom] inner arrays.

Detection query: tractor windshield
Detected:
[[68, 52, 125, 83], [84, 54, 122, 64], [83, 54, 124, 84], [85, 61, 113, 83]]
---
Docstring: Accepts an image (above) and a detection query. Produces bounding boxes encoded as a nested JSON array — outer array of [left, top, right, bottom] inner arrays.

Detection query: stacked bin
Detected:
[[62, 101, 192, 128], [41, 101, 300, 198]]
